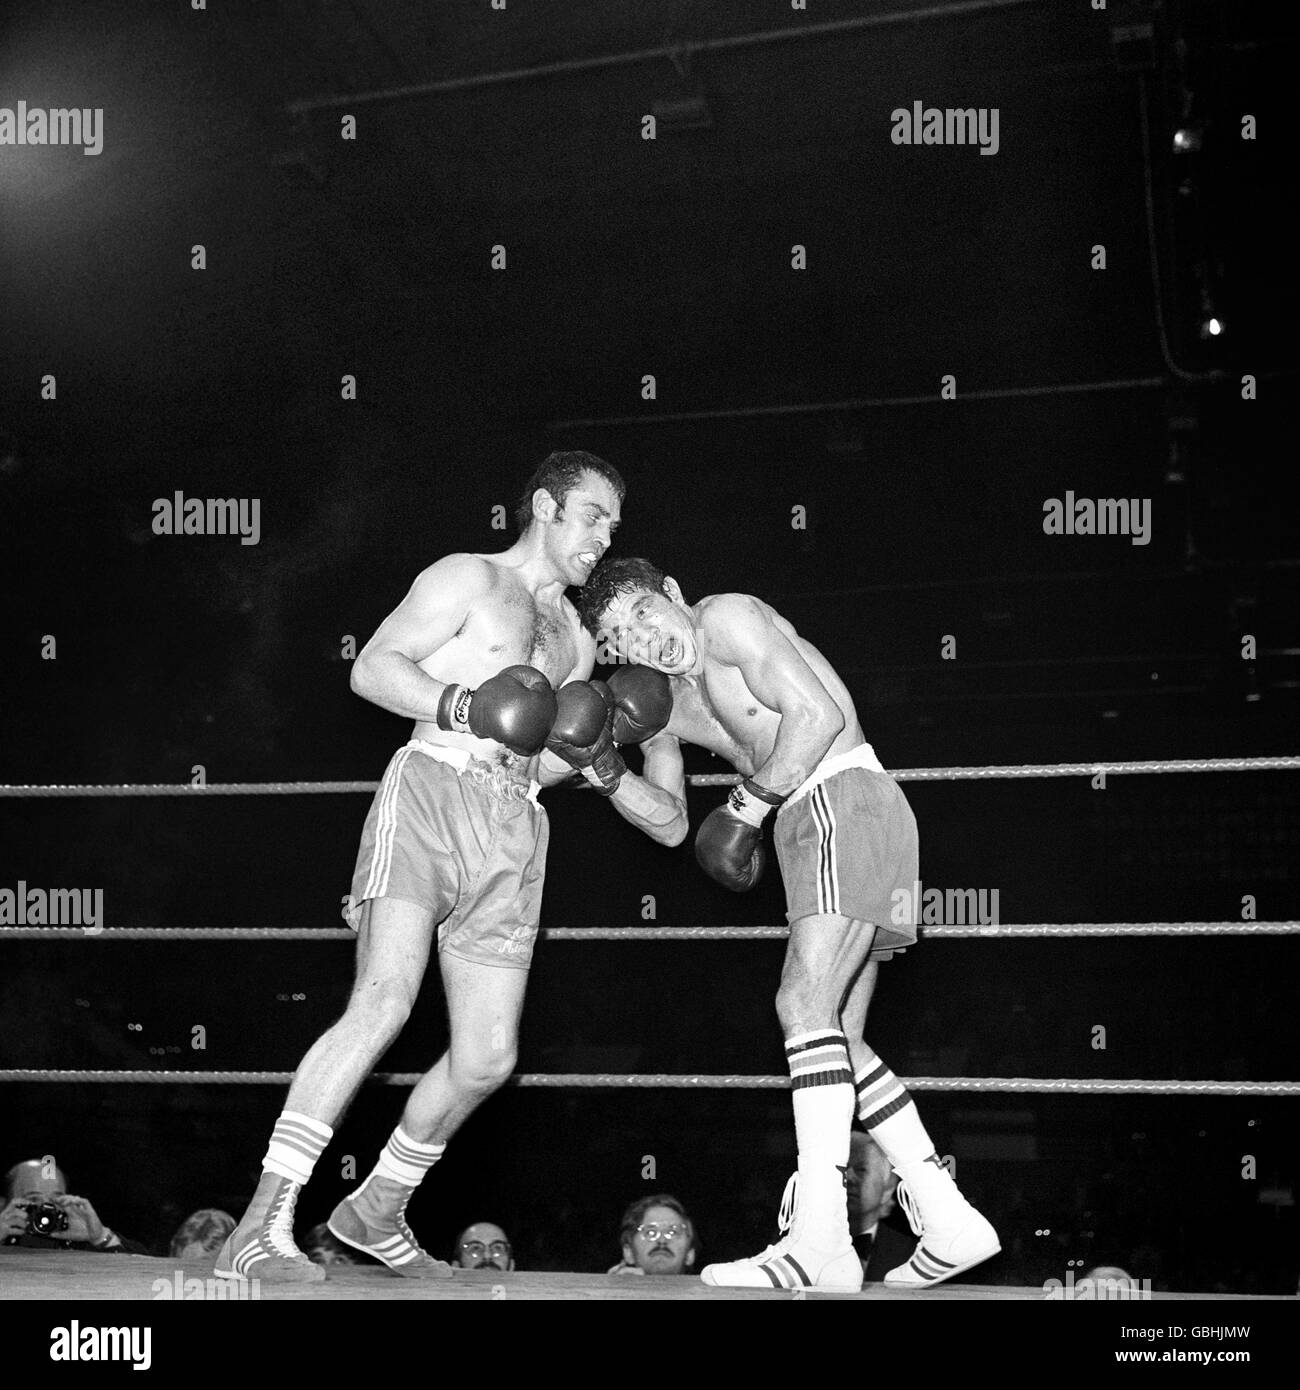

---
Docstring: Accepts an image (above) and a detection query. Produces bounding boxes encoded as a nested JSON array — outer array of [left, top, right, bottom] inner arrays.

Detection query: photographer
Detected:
[[1, 1158, 147, 1255]]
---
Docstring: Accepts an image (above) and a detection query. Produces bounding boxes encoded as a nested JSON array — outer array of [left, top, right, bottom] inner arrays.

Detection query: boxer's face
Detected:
[[599, 581, 697, 675], [539, 471, 621, 587]]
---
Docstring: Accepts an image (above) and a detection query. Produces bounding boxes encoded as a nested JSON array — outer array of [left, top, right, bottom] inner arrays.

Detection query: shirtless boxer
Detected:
[[576, 557, 999, 1292], [216, 451, 630, 1283]]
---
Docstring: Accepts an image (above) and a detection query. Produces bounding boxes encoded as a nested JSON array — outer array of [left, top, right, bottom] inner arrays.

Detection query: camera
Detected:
[[25, 1200, 69, 1237]]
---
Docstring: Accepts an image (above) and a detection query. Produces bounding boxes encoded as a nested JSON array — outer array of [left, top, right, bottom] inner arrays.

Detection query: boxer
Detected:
[[217, 451, 629, 1282], [576, 556, 999, 1291]]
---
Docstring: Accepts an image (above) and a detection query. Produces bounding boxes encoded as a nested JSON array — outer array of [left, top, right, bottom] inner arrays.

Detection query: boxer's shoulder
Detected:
[[697, 594, 772, 657]]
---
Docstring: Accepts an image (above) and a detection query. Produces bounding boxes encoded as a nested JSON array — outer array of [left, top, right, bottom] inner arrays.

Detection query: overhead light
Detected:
[[1172, 124, 1203, 154]]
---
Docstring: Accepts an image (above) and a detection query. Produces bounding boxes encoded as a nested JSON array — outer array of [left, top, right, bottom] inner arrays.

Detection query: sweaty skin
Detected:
[[352, 476, 622, 782], [595, 585, 865, 844]]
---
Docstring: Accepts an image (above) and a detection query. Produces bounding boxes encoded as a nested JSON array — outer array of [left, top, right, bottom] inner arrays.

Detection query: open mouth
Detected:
[[577, 551, 597, 570], [661, 637, 679, 665]]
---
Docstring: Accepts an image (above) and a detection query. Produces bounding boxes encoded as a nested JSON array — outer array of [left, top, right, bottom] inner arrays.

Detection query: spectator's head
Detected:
[[303, 1223, 359, 1269], [3, 1158, 68, 1207], [846, 1132, 899, 1232], [453, 1221, 514, 1272], [619, 1195, 696, 1275], [169, 1208, 236, 1261]]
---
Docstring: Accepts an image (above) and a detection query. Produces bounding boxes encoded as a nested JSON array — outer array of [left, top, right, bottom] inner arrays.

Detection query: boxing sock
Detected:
[[358, 1124, 445, 1195], [854, 1051, 965, 1222], [262, 1110, 333, 1185], [786, 1030, 854, 1245]]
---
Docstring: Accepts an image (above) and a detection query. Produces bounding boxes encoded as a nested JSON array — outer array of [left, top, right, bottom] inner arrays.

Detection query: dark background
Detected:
[[1, 0, 1296, 1293]]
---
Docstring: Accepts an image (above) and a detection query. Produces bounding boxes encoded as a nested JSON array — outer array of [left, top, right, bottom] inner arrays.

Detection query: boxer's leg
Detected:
[[216, 897, 435, 1281], [326, 952, 527, 1277], [840, 948, 1000, 1288], [701, 913, 872, 1290]]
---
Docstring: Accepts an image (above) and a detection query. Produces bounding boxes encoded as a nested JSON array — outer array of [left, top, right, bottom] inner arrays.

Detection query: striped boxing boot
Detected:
[[853, 1053, 999, 1288], [215, 1111, 333, 1283], [700, 1030, 862, 1292], [326, 1125, 452, 1278], [883, 1157, 1001, 1288], [327, 1177, 452, 1278], [700, 1166, 862, 1292], [213, 1174, 324, 1283]]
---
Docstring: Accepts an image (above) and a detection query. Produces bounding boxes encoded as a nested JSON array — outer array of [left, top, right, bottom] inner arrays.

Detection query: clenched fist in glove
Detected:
[[545, 681, 627, 795], [435, 664, 558, 756], [694, 778, 787, 892], [605, 666, 673, 745]]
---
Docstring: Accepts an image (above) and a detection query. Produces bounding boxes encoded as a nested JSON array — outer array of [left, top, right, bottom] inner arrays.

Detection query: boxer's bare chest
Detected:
[[666, 669, 776, 776], [479, 583, 577, 685]]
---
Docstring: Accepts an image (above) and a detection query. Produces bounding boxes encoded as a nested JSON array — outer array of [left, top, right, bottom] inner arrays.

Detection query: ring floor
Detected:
[[0, 1251, 1281, 1300]]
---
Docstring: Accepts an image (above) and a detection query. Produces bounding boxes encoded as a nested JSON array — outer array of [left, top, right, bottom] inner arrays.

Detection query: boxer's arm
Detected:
[[537, 627, 599, 787], [705, 595, 844, 796], [608, 730, 689, 846], [350, 554, 493, 719]]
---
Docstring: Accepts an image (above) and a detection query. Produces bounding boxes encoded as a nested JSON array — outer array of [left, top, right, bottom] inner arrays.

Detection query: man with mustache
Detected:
[[453, 1221, 515, 1272], [610, 1196, 697, 1276], [577, 557, 998, 1292]]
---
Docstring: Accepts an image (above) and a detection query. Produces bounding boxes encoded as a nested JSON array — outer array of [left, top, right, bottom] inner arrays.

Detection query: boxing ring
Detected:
[[3, 754, 1297, 1300]]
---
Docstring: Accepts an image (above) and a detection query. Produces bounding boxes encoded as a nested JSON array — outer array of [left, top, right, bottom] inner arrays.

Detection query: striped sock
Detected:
[[853, 1052, 921, 1155], [364, 1125, 445, 1191], [855, 1051, 965, 1223], [786, 1030, 854, 1166], [262, 1110, 333, 1185]]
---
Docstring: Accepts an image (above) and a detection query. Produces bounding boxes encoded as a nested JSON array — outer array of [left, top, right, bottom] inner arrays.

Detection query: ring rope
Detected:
[[1, 754, 1296, 798], [2, 922, 1295, 941], [0, 1069, 1293, 1095]]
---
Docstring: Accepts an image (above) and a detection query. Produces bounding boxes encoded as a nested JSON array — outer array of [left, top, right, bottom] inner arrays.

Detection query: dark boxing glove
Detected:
[[694, 778, 788, 892], [605, 665, 673, 745], [436, 664, 557, 756], [545, 680, 627, 795]]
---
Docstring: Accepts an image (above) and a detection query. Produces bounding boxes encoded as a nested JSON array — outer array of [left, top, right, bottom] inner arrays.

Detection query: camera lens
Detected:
[[27, 1201, 69, 1237]]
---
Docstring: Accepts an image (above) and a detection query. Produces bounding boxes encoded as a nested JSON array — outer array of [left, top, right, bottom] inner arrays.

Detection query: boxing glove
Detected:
[[436, 664, 557, 756], [605, 665, 673, 745], [694, 778, 787, 892], [545, 680, 627, 795]]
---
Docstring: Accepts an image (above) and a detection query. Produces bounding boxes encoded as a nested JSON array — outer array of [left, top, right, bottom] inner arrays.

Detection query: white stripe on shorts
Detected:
[[811, 784, 840, 915], [362, 745, 418, 903]]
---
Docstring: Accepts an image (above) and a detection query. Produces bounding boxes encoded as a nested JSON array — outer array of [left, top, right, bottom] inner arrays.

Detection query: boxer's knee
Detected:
[[449, 1044, 517, 1094], [776, 970, 839, 1034], [345, 979, 415, 1041]]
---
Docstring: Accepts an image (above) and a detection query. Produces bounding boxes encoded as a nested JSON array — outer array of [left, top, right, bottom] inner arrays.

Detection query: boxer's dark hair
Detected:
[[515, 450, 625, 535], [576, 556, 670, 636]]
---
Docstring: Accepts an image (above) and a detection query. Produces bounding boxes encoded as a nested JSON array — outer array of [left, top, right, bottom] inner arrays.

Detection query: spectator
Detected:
[[453, 1221, 514, 1271], [0, 1157, 147, 1255], [169, 1208, 236, 1261], [303, 1222, 360, 1269], [609, 1195, 696, 1276], [845, 1132, 913, 1281]]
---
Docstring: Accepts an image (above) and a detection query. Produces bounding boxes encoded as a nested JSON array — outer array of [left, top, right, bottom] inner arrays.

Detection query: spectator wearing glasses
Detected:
[[609, 1195, 697, 1276], [453, 1221, 514, 1271]]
